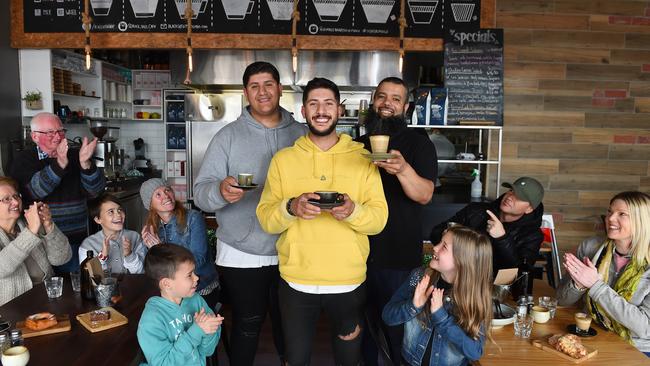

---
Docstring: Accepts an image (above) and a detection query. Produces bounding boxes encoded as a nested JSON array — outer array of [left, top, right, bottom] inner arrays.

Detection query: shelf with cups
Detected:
[[408, 124, 503, 199]]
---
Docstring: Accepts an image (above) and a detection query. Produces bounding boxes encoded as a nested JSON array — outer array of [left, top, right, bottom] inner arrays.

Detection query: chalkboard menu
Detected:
[[443, 28, 503, 125], [23, 0, 481, 37]]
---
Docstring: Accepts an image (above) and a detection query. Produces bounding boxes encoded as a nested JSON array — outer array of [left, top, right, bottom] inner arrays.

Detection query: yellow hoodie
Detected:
[[257, 134, 388, 286]]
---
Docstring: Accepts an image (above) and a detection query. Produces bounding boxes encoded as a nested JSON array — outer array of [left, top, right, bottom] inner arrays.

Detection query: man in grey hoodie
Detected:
[[193, 61, 306, 366]]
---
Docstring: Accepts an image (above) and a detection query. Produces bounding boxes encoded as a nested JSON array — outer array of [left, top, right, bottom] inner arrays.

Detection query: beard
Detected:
[[364, 108, 408, 137], [307, 114, 338, 137]]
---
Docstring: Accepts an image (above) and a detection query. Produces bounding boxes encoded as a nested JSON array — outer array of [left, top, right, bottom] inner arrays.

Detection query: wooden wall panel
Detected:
[[531, 31, 625, 49], [578, 191, 622, 207], [626, 34, 650, 49], [590, 15, 650, 33], [505, 62, 566, 79], [497, 0, 554, 13], [550, 175, 640, 191], [504, 111, 585, 127], [610, 50, 650, 65], [504, 127, 573, 143], [503, 94, 545, 111], [512, 46, 610, 64], [609, 144, 650, 160], [554, 1, 648, 16], [538, 80, 630, 96], [502, 158, 559, 175], [559, 160, 648, 175], [585, 112, 650, 128], [544, 95, 635, 112], [504, 79, 539, 94], [635, 97, 650, 112], [504, 29, 533, 46], [543, 190, 580, 206], [630, 82, 650, 97], [497, 13, 590, 29], [566, 64, 650, 81], [517, 143, 609, 159]]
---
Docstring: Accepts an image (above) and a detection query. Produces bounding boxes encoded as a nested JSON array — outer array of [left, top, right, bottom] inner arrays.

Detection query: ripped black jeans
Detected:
[[218, 265, 285, 366], [279, 279, 366, 366]]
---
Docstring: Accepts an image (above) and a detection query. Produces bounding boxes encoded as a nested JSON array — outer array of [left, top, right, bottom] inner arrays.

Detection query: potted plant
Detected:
[[23, 90, 43, 110]]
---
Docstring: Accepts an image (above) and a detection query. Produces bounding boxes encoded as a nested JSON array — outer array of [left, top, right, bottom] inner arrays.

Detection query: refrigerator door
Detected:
[[185, 93, 243, 201]]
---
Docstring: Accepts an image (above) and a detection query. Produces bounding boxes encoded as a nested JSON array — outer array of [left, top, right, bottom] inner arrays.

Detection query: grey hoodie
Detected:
[[193, 106, 306, 256]]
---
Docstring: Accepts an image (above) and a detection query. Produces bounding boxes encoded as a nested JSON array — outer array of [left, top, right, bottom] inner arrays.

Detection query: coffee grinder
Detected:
[[89, 119, 120, 177]]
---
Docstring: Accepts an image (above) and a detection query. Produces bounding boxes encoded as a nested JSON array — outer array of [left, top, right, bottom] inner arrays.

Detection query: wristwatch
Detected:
[[286, 198, 296, 216]]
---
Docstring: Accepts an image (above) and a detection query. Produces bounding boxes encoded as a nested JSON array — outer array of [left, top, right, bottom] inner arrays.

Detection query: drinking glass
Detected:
[[70, 271, 81, 292], [44, 277, 63, 298], [539, 296, 558, 319], [514, 314, 533, 338], [95, 277, 117, 307]]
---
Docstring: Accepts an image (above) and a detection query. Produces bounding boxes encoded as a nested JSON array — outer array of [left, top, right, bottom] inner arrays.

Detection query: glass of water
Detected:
[[44, 277, 63, 298], [539, 296, 558, 319], [514, 314, 533, 338], [70, 271, 81, 292]]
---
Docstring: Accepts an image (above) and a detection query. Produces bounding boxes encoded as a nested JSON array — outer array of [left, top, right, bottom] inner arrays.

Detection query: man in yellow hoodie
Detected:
[[257, 77, 388, 365]]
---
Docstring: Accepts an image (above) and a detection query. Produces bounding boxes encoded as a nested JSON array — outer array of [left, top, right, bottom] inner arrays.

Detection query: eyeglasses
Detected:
[[33, 129, 67, 138], [0, 193, 21, 205]]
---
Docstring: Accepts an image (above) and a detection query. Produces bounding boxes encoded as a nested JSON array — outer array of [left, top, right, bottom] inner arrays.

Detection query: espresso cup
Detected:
[[315, 191, 342, 204], [369, 135, 390, 154], [237, 173, 254, 186], [531, 306, 550, 323], [574, 312, 592, 333], [2, 346, 30, 366]]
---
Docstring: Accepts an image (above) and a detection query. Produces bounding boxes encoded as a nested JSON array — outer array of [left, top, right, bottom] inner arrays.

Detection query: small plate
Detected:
[[231, 183, 259, 191], [566, 324, 598, 337], [491, 303, 515, 328], [307, 199, 344, 209], [362, 153, 397, 162]]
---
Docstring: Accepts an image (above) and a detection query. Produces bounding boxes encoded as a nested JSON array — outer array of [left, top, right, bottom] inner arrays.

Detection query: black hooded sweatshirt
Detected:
[[429, 193, 544, 275]]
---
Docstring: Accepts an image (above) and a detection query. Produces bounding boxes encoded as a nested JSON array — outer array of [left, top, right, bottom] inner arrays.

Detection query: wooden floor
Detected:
[[215, 305, 337, 365]]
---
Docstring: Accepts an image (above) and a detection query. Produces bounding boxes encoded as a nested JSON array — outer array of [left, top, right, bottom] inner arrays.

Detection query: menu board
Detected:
[[443, 28, 503, 125], [23, 0, 481, 37]]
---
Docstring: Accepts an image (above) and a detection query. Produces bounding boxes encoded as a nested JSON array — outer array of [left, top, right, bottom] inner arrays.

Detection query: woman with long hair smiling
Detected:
[[557, 191, 650, 356]]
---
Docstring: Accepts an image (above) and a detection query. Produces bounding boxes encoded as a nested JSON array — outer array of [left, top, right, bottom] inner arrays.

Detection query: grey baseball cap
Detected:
[[502, 177, 544, 209]]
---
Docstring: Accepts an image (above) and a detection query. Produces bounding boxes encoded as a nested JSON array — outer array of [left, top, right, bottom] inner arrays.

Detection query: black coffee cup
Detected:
[[315, 191, 343, 204]]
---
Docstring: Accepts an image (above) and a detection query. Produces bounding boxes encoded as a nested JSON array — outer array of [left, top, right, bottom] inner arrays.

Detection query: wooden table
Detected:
[[0, 274, 157, 366], [479, 280, 650, 365]]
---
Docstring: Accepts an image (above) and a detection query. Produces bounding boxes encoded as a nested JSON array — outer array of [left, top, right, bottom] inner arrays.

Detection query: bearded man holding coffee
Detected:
[[355, 77, 437, 365], [257, 77, 387, 365]]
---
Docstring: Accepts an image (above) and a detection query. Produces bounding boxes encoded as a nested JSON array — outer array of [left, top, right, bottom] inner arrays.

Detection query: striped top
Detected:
[[10, 147, 105, 241]]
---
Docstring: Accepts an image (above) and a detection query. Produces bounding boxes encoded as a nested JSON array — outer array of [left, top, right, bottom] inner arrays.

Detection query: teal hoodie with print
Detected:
[[137, 294, 220, 366]]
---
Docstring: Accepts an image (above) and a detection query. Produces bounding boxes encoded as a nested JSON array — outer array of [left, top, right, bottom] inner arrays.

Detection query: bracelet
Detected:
[[286, 198, 296, 216]]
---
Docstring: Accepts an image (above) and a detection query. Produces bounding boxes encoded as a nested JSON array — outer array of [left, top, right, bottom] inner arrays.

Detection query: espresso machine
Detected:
[[89, 119, 121, 177]]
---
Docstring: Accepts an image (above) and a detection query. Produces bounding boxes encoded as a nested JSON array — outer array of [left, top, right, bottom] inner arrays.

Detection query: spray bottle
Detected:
[[471, 168, 482, 200]]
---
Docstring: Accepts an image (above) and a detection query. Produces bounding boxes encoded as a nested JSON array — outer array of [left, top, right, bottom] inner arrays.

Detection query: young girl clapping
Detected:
[[383, 225, 493, 366]]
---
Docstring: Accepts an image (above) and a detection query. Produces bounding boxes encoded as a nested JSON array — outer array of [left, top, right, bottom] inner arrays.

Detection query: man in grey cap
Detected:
[[430, 177, 545, 279]]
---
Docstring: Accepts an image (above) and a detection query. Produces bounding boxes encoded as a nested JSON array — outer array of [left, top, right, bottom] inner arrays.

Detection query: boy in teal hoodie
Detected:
[[137, 243, 223, 366]]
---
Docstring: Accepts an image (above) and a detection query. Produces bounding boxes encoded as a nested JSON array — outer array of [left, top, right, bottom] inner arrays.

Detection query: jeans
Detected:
[[362, 265, 411, 365], [217, 265, 284, 366], [279, 279, 366, 366]]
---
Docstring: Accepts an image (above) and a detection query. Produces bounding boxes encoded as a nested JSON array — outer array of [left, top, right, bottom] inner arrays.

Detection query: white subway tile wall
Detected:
[[63, 121, 166, 171]]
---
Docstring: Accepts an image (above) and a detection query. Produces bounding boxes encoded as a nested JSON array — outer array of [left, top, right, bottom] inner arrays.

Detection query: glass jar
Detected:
[[9, 329, 23, 347]]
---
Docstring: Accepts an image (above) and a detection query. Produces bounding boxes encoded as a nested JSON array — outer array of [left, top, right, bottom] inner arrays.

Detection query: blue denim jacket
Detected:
[[382, 268, 485, 366], [158, 209, 218, 292]]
